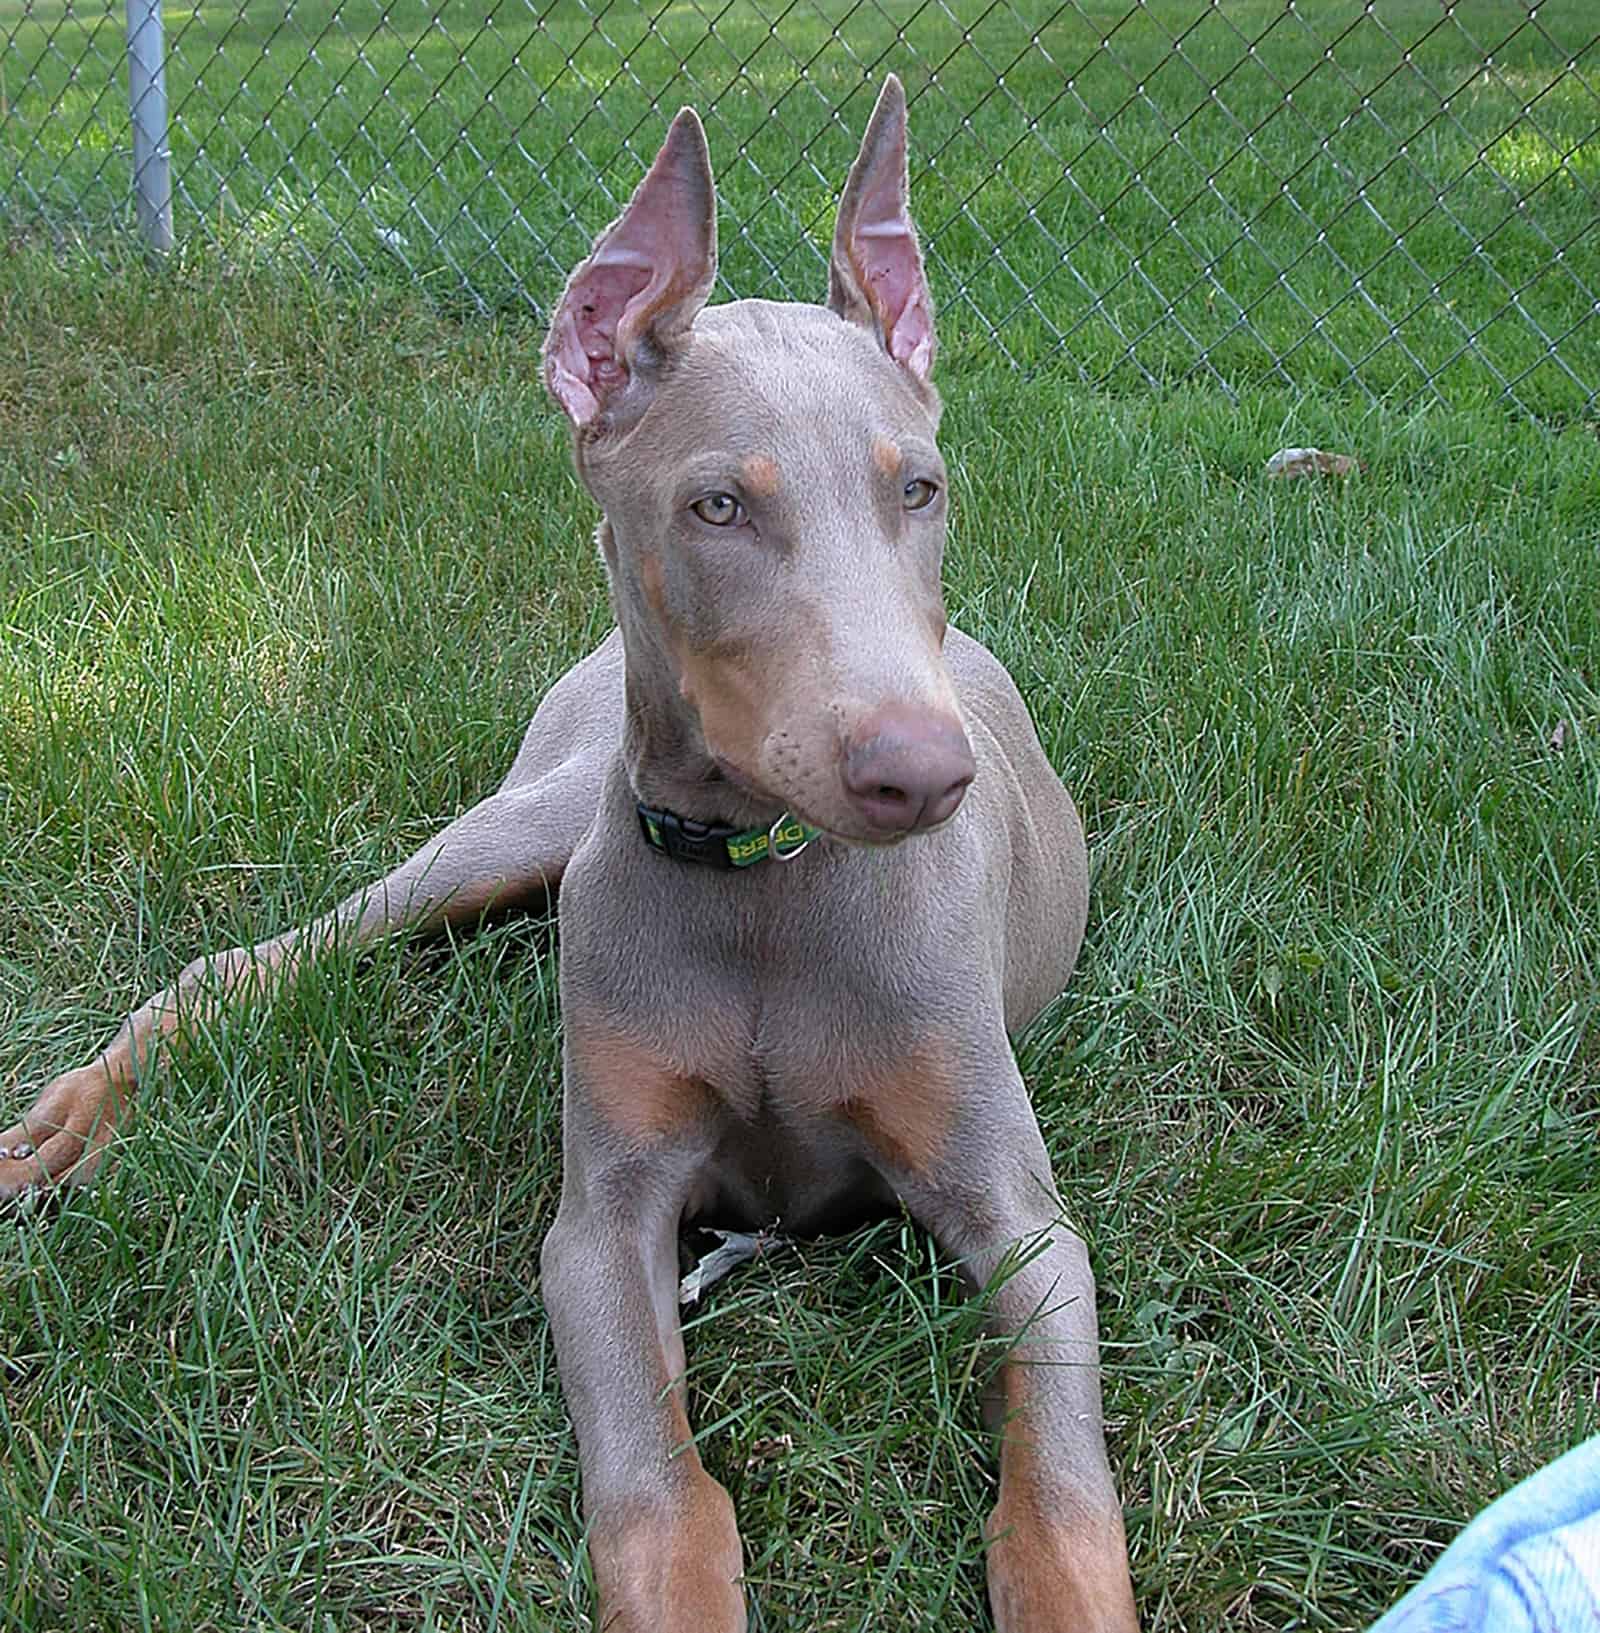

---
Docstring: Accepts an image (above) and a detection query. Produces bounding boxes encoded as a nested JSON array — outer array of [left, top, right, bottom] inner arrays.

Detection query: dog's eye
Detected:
[[903, 478, 939, 511], [691, 493, 746, 527]]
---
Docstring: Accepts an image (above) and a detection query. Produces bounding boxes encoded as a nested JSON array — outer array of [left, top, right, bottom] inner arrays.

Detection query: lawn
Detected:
[[2, 231, 1597, 1630], [2, 5, 1599, 1632], [2, 0, 1597, 411]]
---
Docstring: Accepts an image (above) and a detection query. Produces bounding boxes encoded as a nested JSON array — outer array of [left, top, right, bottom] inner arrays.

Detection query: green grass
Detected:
[[1, 227, 1598, 1628], [2, 0, 1597, 414]]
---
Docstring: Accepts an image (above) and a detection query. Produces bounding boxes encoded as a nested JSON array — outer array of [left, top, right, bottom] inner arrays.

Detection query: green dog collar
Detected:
[[637, 803, 821, 869]]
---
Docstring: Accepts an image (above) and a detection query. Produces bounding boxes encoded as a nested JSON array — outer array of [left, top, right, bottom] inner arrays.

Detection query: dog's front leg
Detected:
[[874, 1055, 1139, 1633], [973, 1204, 1140, 1633], [0, 743, 607, 1200], [540, 1032, 745, 1633]]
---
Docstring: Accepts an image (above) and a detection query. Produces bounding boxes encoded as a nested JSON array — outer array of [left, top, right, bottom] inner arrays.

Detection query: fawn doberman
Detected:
[[2, 76, 1138, 1632]]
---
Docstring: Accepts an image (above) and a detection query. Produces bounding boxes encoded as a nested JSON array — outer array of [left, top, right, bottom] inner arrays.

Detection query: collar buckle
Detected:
[[636, 804, 741, 869]]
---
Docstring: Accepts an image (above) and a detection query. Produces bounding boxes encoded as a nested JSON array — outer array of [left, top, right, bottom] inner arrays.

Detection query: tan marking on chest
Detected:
[[839, 1043, 957, 1176], [740, 453, 782, 497], [569, 1028, 711, 1144]]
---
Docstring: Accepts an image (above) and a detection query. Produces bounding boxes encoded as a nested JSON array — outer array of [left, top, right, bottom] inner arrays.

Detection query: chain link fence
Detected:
[[3, 1, 1596, 419]]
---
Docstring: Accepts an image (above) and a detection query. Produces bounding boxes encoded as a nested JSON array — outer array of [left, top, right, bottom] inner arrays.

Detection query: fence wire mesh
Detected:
[[3, 1, 1596, 419]]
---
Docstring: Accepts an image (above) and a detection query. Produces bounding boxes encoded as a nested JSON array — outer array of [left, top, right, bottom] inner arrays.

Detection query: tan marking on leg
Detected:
[[986, 1488, 1138, 1633], [871, 435, 903, 478], [739, 453, 781, 497], [987, 1362, 1140, 1632], [0, 1063, 124, 1195], [569, 1028, 711, 1143], [589, 1476, 746, 1633], [635, 1320, 693, 1448], [114, 938, 305, 1091], [841, 1044, 957, 1176], [1, 934, 310, 1196]]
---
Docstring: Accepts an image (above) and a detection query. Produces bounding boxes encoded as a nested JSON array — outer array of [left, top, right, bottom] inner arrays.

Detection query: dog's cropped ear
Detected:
[[828, 75, 935, 385], [544, 109, 717, 429]]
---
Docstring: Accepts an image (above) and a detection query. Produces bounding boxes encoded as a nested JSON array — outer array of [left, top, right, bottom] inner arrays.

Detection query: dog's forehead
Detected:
[[656, 300, 940, 464]]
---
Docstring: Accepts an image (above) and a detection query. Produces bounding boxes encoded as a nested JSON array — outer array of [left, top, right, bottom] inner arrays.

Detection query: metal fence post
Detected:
[[124, 0, 172, 253]]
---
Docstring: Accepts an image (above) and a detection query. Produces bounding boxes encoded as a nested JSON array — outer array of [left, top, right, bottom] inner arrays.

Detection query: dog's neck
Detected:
[[606, 567, 783, 832], [620, 662, 766, 828]]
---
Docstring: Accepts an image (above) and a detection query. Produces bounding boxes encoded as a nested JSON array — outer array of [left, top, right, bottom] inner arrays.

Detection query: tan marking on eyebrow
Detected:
[[740, 454, 782, 497], [871, 436, 903, 478]]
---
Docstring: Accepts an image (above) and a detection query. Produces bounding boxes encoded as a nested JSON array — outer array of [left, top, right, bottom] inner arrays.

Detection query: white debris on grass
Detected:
[[678, 1228, 786, 1306], [1264, 446, 1360, 479]]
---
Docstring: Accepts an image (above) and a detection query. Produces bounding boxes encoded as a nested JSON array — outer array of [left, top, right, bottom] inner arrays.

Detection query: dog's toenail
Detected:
[[12, 1143, 32, 1161]]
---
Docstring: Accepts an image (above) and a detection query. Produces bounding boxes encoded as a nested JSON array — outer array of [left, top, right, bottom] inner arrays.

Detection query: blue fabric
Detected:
[[1371, 1435, 1600, 1633]]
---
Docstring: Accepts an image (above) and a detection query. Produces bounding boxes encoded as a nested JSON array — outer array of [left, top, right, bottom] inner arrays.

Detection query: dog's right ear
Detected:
[[543, 109, 717, 429]]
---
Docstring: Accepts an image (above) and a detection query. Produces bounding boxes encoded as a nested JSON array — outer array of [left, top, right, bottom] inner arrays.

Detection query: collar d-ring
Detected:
[[768, 810, 813, 863]]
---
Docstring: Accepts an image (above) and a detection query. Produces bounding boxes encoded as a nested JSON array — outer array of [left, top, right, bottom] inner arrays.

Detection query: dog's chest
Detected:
[[560, 837, 983, 1132]]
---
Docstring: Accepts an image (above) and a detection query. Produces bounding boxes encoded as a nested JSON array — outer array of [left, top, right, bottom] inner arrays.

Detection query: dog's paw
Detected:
[[589, 1477, 747, 1633], [0, 1064, 124, 1202], [986, 1496, 1139, 1633]]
